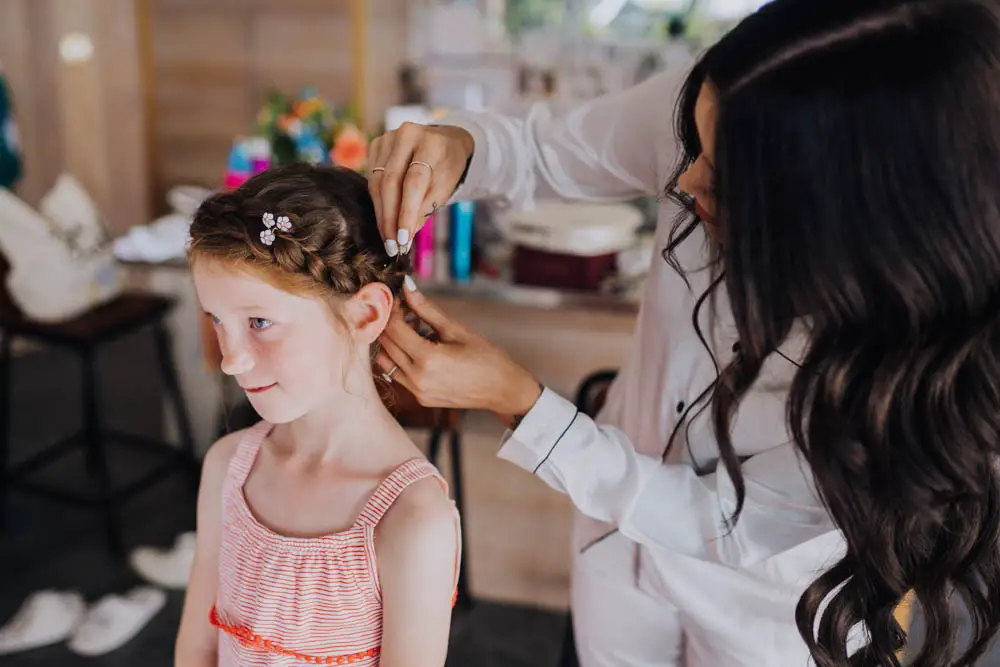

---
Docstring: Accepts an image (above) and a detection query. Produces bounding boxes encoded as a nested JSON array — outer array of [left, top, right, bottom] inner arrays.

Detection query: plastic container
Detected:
[[412, 213, 435, 278], [506, 201, 643, 291], [449, 201, 475, 282], [223, 139, 252, 190], [246, 136, 271, 174]]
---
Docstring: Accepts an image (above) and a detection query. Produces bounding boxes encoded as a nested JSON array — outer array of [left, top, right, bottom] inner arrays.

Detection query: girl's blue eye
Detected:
[[250, 318, 272, 330]]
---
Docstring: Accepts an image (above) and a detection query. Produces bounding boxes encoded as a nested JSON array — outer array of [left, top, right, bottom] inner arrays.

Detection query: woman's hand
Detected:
[[376, 281, 543, 420], [367, 123, 474, 256]]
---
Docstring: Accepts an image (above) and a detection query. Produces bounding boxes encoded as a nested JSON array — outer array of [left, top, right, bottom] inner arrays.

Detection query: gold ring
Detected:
[[381, 365, 399, 383], [370, 166, 386, 174], [408, 161, 434, 176]]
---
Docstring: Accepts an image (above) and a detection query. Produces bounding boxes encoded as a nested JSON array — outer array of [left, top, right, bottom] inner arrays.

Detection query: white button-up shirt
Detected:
[[446, 68, 850, 665]]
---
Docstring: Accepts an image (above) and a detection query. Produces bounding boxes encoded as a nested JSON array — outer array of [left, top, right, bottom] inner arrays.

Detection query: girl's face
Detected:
[[677, 81, 721, 241], [192, 258, 390, 424]]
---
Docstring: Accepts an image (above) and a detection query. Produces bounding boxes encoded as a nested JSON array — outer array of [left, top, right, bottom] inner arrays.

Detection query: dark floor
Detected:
[[0, 331, 568, 666]]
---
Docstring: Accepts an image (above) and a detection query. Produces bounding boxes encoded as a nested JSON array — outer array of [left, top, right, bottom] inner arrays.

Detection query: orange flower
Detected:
[[293, 98, 322, 119], [331, 124, 367, 172]]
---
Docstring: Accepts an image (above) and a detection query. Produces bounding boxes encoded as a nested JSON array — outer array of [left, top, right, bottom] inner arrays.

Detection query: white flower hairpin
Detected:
[[260, 212, 293, 246]]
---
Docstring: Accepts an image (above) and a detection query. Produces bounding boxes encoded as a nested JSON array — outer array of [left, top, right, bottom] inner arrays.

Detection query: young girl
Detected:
[[174, 163, 460, 667]]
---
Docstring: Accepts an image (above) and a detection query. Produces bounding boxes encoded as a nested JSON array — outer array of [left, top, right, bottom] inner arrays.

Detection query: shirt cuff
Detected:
[[439, 111, 490, 204], [497, 387, 579, 474]]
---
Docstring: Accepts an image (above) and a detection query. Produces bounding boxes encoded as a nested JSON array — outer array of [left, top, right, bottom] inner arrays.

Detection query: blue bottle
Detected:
[[449, 201, 475, 282], [224, 139, 252, 189]]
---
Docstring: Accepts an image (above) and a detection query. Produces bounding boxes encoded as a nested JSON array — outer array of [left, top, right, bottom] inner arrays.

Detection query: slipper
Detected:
[[0, 590, 86, 654], [129, 531, 196, 589], [67, 587, 166, 657]]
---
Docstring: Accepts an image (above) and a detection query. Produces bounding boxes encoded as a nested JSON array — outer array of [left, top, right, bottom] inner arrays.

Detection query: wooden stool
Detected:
[[0, 292, 200, 556], [381, 379, 473, 609]]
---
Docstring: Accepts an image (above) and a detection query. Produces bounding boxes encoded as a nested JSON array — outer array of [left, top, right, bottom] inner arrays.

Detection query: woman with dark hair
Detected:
[[368, 0, 1000, 664]]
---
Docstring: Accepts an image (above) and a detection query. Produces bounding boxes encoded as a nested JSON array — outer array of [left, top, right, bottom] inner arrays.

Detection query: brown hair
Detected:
[[187, 163, 409, 301]]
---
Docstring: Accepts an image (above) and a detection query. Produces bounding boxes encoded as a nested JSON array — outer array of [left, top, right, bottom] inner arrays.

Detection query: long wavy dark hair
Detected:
[[663, 0, 1000, 665]]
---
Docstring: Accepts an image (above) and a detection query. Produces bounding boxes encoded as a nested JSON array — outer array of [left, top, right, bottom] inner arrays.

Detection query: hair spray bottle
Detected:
[[449, 201, 475, 282], [411, 212, 435, 279]]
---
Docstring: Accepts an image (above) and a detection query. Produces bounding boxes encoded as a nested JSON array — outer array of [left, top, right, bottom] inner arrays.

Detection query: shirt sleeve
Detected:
[[498, 388, 837, 568], [443, 67, 689, 210]]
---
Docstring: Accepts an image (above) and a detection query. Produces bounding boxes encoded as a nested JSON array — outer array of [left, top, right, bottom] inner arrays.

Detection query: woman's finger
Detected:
[[369, 171, 386, 241], [374, 350, 416, 392], [379, 124, 422, 255], [396, 141, 445, 252], [367, 135, 390, 240], [401, 281, 466, 342], [378, 329, 415, 371], [396, 164, 433, 253], [382, 310, 435, 360], [374, 349, 398, 375]]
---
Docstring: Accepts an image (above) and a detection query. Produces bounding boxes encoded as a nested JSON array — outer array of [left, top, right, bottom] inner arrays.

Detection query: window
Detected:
[[503, 0, 771, 41]]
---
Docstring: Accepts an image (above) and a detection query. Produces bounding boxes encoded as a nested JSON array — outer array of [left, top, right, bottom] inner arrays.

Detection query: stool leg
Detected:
[[559, 614, 579, 667], [449, 427, 472, 609], [81, 348, 122, 555], [427, 428, 442, 465], [0, 333, 12, 530], [153, 323, 199, 486]]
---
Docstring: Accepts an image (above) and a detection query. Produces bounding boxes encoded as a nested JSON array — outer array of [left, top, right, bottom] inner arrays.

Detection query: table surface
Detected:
[[122, 260, 641, 315]]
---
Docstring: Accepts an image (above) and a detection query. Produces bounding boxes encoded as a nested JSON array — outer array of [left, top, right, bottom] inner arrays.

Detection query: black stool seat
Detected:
[[1, 293, 175, 348], [0, 291, 200, 556]]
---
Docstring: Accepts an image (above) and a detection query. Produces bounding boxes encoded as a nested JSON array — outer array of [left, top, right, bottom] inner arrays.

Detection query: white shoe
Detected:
[[129, 531, 196, 589], [0, 590, 86, 655], [67, 587, 166, 657]]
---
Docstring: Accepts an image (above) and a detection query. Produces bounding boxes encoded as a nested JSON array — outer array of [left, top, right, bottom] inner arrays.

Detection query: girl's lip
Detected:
[[244, 383, 277, 394]]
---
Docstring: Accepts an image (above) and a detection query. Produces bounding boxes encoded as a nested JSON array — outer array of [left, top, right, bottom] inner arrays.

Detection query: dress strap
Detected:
[[225, 420, 272, 490], [356, 458, 446, 528]]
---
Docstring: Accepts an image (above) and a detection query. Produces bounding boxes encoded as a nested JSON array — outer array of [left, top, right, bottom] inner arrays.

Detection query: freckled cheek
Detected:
[[246, 337, 280, 376], [269, 333, 350, 388]]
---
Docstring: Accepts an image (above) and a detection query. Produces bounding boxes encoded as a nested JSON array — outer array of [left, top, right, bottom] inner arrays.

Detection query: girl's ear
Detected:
[[341, 282, 394, 345]]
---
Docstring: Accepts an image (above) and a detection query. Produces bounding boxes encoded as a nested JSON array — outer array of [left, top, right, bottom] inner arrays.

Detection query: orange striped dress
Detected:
[[210, 421, 451, 666]]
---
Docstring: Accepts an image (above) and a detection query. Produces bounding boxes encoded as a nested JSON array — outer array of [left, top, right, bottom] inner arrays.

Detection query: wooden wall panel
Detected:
[[0, 0, 150, 236], [0, 0, 67, 208], [91, 0, 150, 232], [146, 0, 373, 208], [53, 0, 112, 228], [363, 0, 410, 131], [251, 1, 355, 101], [0, 0, 412, 229], [148, 4, 253, 199]]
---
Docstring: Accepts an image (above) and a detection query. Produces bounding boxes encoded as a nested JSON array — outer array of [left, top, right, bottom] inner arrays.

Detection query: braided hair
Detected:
[[187, 163, 409, 300]]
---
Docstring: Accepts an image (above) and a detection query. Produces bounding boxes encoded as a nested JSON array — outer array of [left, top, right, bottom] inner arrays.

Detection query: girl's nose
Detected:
[[219, 338, 254, 376]]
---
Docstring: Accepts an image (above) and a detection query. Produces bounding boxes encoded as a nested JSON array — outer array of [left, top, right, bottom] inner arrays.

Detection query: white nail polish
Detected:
[[397, 229, 410, 247], [385, 239, 399, 257], [404, 275, 417, 292]]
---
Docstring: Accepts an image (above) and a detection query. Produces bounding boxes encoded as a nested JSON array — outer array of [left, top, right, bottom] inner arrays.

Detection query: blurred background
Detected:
[[0, 1, 768, 665]]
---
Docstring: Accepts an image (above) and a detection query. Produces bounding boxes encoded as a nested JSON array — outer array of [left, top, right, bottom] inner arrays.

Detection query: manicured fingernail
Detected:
[[385, 239, 399, 257], [404, 275, 417, 292], [397, 229, 410, 247]]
